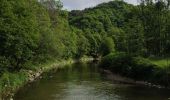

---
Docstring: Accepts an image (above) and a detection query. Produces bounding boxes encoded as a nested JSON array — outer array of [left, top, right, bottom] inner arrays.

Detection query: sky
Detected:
[[61, 0, 138, 11]]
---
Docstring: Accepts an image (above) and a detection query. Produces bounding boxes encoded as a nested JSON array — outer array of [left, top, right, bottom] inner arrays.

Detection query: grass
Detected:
[[149, 58, 170, 68], [0, 71, 29, 97]]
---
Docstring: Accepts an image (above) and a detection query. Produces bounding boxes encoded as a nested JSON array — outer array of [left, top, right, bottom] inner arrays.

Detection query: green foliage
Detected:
[[100, 37, 115, 56], [0, 0, 79, 73], [0, 71, 28, 93], [0, 0, 39, 70], [139, 0, 170, 56], [0, 57, 10, 74], [69, 1, 133, 54], [0, 0, 169, 72], [69, 0, 170, 57], [130, 57, 155, 80], [72, 27, 90, 58], [100, 52, 127, 69], [100, 52, 170, 86], [0, 0, 170, 92], [150, 58, 170, 67], [100, 53, 156, 80]]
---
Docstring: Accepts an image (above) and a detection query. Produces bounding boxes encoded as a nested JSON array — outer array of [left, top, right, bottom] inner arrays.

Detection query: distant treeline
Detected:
[[0, 0, 170, 74]]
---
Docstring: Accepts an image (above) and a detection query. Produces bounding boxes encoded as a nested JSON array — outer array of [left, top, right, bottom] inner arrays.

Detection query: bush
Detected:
[[129, 57, 155, 80], [100, 52, 133, 73]]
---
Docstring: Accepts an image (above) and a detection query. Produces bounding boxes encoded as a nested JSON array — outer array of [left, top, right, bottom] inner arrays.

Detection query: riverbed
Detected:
[[14, 62, 170, 100]]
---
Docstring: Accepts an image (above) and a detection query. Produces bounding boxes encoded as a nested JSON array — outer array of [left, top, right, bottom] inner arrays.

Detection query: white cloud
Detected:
[[125, 0, 139, 5], [61, 0, 138, 11]]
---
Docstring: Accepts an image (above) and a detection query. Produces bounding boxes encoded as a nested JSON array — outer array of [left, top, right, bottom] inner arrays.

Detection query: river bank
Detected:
[[99, 52, 170, 88], [0, 57, 93, 100]]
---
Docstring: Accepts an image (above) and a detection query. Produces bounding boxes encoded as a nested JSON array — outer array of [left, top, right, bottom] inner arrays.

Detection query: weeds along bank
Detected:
[[0, 59, 73, 99], [100, 52, 170, 87]]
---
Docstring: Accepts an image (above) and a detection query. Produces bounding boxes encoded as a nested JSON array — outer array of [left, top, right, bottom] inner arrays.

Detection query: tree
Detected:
[[100, 37, 115, 56], [39, 0, 63, 27], [0, 0, 39, 70], [139, 0, 170, 56], [70, 28, 89, 58], [123, 7, 145, 55]]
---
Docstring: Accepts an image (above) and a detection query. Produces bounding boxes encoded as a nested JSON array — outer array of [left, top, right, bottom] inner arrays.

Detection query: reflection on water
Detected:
[[14, 62, 170, 100]]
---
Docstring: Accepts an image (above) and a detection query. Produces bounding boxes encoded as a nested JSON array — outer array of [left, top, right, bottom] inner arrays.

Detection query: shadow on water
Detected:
[[14, 62, 170, 100]]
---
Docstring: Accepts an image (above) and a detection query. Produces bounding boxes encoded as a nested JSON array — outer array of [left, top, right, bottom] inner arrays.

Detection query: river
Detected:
[[14, 62, 170, 100]]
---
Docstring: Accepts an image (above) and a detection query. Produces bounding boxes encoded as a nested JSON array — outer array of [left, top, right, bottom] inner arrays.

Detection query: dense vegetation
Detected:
[[0, 0, 83, 74], [69, 0, 170, 57], [1, 0, 170, 96]]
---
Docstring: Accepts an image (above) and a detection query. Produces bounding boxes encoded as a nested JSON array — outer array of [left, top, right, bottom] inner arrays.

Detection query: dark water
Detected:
[[14, 62, 170, 100]]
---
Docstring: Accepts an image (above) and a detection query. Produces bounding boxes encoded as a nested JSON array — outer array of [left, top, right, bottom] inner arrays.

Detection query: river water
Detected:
[[14, 62, 170, 100]]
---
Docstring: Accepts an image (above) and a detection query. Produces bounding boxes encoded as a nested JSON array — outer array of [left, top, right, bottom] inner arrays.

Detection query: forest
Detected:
[[1, 0, 170, 99]]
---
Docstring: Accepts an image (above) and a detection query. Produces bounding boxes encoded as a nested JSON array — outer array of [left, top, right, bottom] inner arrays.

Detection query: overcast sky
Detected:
[[61, 0, 138, 10]]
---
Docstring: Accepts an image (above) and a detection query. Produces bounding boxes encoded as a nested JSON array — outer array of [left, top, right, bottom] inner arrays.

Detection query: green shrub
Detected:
[[100, 52, 134, 74], [129, 57, 155, 80]]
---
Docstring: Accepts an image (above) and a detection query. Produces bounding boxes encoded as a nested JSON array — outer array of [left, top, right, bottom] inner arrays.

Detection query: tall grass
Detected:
[[149, 58, 170, 68]]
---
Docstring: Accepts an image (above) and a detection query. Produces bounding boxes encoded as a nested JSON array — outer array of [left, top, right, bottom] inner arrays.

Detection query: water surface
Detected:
[[14, 62, 170, 100]]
